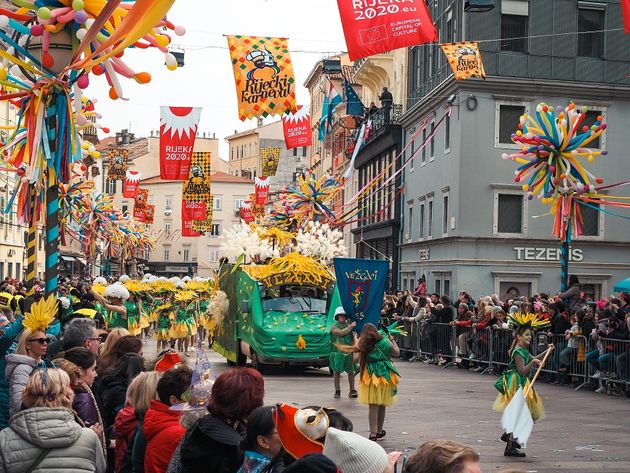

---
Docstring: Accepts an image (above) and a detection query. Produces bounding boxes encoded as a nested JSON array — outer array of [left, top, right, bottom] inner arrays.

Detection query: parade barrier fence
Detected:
[[391, 321, 630, 393]]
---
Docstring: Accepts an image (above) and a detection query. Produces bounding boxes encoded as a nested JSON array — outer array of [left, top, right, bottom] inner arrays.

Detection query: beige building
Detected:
[[139, 172, 253, 277]]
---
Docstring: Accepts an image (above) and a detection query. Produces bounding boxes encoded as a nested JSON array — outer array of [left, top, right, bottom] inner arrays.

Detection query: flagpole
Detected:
[[523, 346, 553, 398]]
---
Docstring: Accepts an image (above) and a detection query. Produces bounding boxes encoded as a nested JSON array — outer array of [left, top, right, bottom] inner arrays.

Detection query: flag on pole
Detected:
[[318, 81, 342, 141], [344, 80, 364, 116], [344, 122, 367, 180], [623, 0, 630, 33], [501, 386, 534, 447]]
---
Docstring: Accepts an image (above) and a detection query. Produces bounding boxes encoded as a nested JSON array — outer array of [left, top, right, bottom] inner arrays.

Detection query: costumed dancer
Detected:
[[338, 323, 400, 441], [91, 283, 129, 330], [329, 307, 357, 399], [173, 292, 197, 356], [154, 303, 174, 353], [493, 312, 554, 457], [125, 292, 143, 337]]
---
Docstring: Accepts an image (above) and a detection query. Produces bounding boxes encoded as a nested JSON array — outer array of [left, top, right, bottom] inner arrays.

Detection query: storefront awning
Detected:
[[60, 256, 75, 262]]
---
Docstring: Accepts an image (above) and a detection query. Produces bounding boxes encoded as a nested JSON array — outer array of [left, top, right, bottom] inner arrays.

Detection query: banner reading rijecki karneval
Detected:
[[441, 42, 486, 80], [182, 152, 212, 222], [107, 149, 128, 181], [226, 35, 298, 121], [159, 106, 202, 180], [336, 0, 437, 61], [261, 147, 281, 177], [133, 188, 149, 222], [282, 105, 312, 149]]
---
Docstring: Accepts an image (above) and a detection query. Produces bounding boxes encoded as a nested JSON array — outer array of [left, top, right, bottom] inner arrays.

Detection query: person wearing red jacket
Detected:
[[143, 365, 192, 473]]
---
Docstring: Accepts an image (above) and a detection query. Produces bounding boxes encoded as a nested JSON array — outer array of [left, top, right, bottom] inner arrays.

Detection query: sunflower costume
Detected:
[[359, 336, 400, 406], [492, 312, 549, 421], [125, 300, 142, 336], [173, 306, 197, 338], [154, 304, 174, 341]]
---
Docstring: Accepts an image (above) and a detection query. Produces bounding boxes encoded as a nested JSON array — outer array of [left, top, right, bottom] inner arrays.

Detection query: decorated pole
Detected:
[[44, 94, 60, 296], [559, 218, 570, 292], [26, 222, 37, 295]]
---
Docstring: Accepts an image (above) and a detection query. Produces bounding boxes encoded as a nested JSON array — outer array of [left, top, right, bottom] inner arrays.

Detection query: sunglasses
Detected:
[[27, 337, 50, 345]]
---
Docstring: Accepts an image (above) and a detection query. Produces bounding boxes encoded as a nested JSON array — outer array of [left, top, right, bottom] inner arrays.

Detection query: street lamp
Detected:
[[25, 29, 75, 296]]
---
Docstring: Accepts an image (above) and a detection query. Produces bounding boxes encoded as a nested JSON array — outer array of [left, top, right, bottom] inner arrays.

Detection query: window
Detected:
[[580, 203, 600, 236], [500, 1, 529, 52], [122, 204, 128, 214], [106, 179, 117, 194], [234, 198, 245, 210], [445, 114, 450, 152], [435, 278, 441, 295], [409, 128, 415, 170], [581, 110, 604, 148], [165, 223, 172, 235], [497, 104, 526, 145], [7, 263, 12, 279], [16, 263, 20, 279], [427, 198, 433, 238], [183, 249, 190, 261], [213, 197, 222, 210], [421, 128, 427, 165], [407, 205, 413, 240], [209, 249, 220, 262], [446, 9, 455, 43], [292, 147, 298, 157], [209, 224, 221, 237], [497, 194, 523, 234], [578, 6, 605, 58], [442, 194, 449, 235], [165, 195, 173, 210], [419, 202, 425, 238], [163, 248, 170, 261], [0, 262, 3, 280], [429, 121, 435, 160], [302, 147, 307, 157]]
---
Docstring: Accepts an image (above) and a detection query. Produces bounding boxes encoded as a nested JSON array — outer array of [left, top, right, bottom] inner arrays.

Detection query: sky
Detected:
[[85, 0, 349, 160]]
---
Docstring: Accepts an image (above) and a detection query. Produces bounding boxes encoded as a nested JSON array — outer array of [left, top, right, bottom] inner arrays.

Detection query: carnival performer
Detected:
[[338, 323, 400, 441], [172, 292, 197, 355], [329, 307, 357, 399], [154, 303, 174, 353], [125, 292, 142, 337], [493, 312, 554, 457], [91, 283, 129, 330]]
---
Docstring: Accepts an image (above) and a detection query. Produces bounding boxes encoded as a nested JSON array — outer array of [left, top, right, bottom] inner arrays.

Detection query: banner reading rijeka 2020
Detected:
[[333, 257, 390, 333], [226, 35, 298, 121], [159, 106, 202, 180]]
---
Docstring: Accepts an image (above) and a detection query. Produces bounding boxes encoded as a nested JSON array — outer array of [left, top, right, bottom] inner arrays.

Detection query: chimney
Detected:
[[213, 132, 216, 139]]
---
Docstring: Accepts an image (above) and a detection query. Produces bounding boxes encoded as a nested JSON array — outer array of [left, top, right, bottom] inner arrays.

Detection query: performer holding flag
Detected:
[[493, 312, 554, 457]]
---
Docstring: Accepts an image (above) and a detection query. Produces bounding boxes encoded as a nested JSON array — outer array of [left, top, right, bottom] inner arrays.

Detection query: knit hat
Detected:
[[283, 454, 340, 473], [322, 428, 389, 473]]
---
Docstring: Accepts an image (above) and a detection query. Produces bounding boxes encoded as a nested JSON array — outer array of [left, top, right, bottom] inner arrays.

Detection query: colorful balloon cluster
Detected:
[[502, 102, 607, 204]]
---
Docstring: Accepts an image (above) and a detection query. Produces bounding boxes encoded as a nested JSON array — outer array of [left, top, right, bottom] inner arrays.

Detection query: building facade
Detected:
[[399, 0, 630, 300]]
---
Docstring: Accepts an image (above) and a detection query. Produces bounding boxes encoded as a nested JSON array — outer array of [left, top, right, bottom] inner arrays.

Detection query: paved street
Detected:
[[145, 340, 630, 473]]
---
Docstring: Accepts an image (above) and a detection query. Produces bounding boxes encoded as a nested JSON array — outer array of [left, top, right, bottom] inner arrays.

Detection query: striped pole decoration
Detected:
[[26, 222, 37, 296], [44, 94, 59, 297], [559, 217, 571, 292]]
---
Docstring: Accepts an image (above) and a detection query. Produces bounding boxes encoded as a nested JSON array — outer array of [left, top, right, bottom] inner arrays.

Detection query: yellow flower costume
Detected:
[[359, 336, 400, 406]]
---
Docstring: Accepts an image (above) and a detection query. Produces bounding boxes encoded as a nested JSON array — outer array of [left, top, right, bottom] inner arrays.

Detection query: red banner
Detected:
[[133, 206, 146, 222], [282, 106, 312, 149], [336, 0, 437, 61], [123, 170, 142, 198], [159, 106, 202, 180], [239, 202, 254, 223], [144, 205, 155, 224], [182, 219, 201, 237], [254, 177, 270, 205], [181, 200, 207, 221]]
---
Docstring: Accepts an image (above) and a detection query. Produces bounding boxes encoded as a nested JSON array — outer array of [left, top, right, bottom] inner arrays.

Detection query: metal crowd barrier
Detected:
[[593, 337, 630, 390], [397, 322, 608, 393]]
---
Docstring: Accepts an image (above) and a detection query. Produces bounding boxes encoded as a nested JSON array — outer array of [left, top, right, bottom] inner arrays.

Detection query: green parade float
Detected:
[[213, 253, 342, 373]]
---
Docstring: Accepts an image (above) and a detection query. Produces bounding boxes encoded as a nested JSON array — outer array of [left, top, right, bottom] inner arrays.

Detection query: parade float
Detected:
[[213, 222, 346, 372]]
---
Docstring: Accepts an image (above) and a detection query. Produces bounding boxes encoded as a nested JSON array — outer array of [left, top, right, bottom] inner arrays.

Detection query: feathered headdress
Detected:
[[24, 295, 57, 332], [175, 290, 197, 303], [507, 311, 550, 330]]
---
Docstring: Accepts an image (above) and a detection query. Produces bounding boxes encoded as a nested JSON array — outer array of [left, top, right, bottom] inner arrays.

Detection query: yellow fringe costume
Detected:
[[358, 337, 400, 406]]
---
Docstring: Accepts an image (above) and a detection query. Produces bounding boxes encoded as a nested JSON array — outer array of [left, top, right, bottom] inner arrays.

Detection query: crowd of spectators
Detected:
[[382, 276, 630, 396]]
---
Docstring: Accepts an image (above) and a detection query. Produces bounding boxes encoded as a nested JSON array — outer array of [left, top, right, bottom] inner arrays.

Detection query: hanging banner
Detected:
[[192, 196, 215, 233], [107, 149, 128, 181], [336, 0, 437, 61], [144, 205, 155, 224], [441, 42, 486, 80], [254, 176, 270, 205], [282, 105, 312, 149], [133, 206, 146, 222], [226, 35, 298, 121], [123, 170, 142, 198], [182, 219, 202, 237], [159, 106, 202, 180], [182, 200, 207, 221], [333, 257, 390, 333], [261, 147, 281, 177], [183, 152, 212, 201], [239, 201, 254, 223], [133, 188, 149, 223]]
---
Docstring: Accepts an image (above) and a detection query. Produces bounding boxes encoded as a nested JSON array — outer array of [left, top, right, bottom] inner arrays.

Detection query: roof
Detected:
[[140, 171, 253, 185]]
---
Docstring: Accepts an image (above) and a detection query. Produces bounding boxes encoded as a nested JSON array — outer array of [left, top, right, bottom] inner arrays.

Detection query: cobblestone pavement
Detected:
[[145, 340, 630, 472]]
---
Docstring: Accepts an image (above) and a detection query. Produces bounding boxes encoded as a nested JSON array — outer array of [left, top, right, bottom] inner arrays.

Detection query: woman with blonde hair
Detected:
[[0, 367, 106, 472], [130, 371, 163, 473], [99, 328, 131, 367], [338, 323, 400, 441]]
